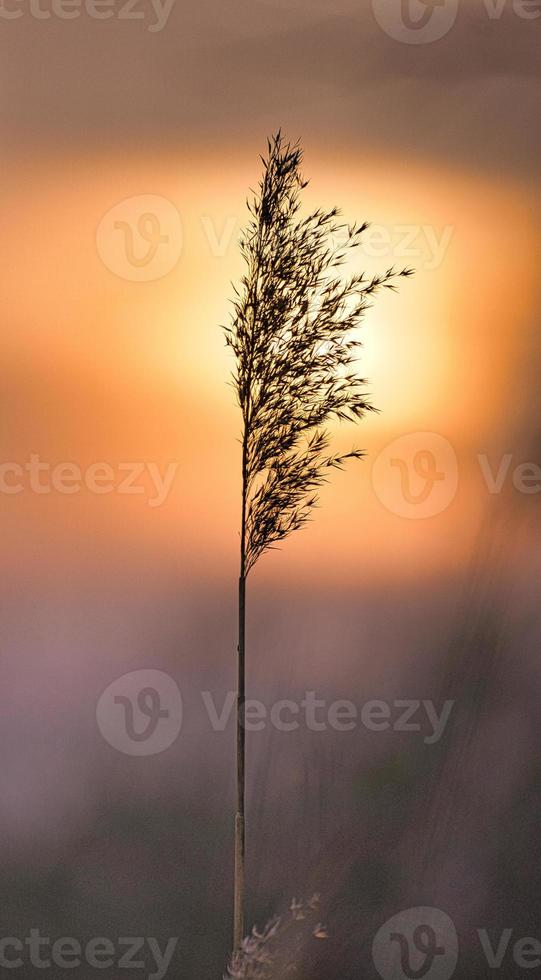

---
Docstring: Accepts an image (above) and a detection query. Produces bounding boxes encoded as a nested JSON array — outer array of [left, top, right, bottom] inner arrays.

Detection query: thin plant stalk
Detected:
[[225, 132, 411, 951]]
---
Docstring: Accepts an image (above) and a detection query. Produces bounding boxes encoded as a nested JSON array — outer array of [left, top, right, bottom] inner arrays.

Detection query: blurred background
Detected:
[[1, 0, 540, 976]]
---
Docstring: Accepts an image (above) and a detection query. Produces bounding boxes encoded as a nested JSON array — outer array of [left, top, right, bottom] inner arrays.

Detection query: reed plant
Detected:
[[224, 131, 411, 951]]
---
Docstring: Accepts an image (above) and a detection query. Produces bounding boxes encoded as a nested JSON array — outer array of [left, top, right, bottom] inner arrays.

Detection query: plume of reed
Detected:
[[224, 131, 411, 950], [225, 896, 326, 980]]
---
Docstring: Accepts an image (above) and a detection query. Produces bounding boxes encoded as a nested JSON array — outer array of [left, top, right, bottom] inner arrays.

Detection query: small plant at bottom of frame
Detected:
[[225, 895, 328, 980]]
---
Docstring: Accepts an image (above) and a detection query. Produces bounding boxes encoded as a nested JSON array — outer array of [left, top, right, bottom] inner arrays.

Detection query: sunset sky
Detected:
[[2, 2, 540, 975], [3, 145, 539, 585]]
